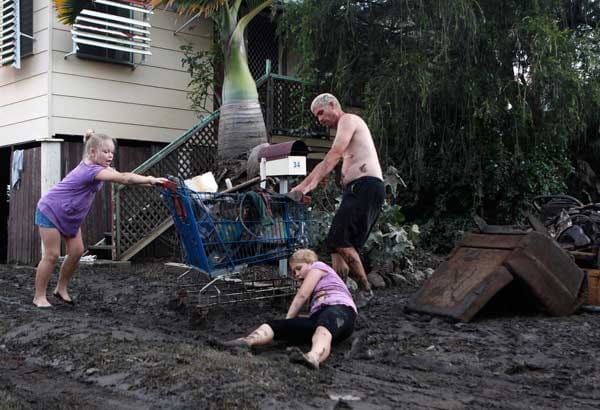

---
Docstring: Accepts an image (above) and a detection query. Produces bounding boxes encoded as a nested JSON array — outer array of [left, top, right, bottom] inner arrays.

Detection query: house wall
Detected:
[[50, 7, 213, 143], [7, 145, 42, 264], [0, 148, 10, 262], [0, 0, 51, 145], [1, 5, 215, 146], [5, 139, 167, 265]]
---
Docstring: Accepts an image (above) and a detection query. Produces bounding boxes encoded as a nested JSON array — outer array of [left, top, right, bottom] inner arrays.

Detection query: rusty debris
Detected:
[[407, 194, 600, 321], [407, 231, 586, 321]]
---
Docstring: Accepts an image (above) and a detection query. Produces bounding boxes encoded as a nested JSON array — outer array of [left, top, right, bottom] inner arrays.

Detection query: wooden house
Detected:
[[0, 0, 327, 265]]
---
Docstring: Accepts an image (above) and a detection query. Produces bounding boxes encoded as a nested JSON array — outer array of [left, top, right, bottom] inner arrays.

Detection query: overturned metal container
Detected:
[[407, 231, 587, 321]]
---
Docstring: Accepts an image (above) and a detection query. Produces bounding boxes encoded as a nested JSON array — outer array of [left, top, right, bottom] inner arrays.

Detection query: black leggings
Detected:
[[267, 305, 356, 344]]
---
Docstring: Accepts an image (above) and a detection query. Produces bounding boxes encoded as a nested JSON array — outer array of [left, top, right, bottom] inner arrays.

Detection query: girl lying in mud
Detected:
[[33, 131, 167, 308], [221, 249, 357, 369]]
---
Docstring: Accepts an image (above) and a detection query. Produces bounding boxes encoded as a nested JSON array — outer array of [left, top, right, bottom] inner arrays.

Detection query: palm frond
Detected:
[[245, 0, 269, 12], [151, 0, 228, 17], [54, 0, 93, 25]]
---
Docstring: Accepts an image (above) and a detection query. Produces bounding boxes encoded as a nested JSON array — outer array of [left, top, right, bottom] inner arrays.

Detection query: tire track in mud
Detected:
[[0, 355, 160, 410], [315, 289, 600, 409], [2, 264, 600, 409], [329, 355, 600, 409]]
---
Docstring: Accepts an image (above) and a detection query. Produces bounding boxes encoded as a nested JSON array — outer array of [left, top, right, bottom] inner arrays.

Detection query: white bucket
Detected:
[[184, 172, 218, 193]]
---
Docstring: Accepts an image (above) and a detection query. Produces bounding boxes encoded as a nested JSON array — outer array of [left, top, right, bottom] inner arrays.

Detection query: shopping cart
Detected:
[[162, 179, 310, 307]]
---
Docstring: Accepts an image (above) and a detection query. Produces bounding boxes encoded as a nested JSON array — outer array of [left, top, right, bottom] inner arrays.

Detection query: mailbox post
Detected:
[[259, 140, 309, 276]]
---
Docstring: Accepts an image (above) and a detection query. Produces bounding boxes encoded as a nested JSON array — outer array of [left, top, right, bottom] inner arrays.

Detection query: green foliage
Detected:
[[363, 201, 414, 270], [418, 215, 473, 254], [305, 175, 341, 254], [280, 0, 600, 242], [180, 43, 224, 115]]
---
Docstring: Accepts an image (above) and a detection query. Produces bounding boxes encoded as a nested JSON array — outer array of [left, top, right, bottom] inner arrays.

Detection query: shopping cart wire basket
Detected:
[[162, 179, 311, 278]]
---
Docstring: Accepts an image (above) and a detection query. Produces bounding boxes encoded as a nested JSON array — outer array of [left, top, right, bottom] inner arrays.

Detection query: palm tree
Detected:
[[54, 0, 272, 159]]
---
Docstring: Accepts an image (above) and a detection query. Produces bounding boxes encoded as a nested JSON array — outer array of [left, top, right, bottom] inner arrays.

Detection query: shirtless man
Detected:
[[291, 93, 384, 307]]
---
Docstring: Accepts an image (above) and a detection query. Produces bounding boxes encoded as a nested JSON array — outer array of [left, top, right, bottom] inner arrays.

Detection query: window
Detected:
[[70, 0, 152, 66], [1, 0, 33, 69]]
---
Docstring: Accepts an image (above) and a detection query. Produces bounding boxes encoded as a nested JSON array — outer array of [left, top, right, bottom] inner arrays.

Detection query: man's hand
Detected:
[[290, 186, 307, 195], [285, 191, 304, 202]]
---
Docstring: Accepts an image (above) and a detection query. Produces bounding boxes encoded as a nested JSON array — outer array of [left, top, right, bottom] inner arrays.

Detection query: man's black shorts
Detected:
[[326, 176, 385, 251]]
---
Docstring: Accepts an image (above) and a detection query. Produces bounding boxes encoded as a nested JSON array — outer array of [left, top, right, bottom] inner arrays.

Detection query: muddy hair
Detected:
[[310, 93, 340, 112], [290, 249, 319, 265], [83, 130, 114, 157]]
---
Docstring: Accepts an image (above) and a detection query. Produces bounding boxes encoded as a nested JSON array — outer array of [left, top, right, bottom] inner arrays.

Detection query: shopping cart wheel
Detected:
[[189, 306, 211, 328], [166, 289, 189, 314]]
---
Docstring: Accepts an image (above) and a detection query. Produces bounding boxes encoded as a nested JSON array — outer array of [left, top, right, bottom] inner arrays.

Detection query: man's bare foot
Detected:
[[354, 289, 374, 309], [33, 297, 52, 308]]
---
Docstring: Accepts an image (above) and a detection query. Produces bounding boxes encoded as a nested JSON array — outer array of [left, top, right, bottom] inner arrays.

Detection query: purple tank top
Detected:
[[37, 161, 105, 237], [309, 261, 357, 314]]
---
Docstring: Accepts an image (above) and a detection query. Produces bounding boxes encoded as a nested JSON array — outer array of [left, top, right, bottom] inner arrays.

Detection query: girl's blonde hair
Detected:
[[290, 249, 318, 265], [83, 129, 115, 156]]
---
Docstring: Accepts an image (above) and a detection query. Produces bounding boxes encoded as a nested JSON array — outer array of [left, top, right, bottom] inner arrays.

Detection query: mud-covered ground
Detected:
[[1, 258, 600, 410]]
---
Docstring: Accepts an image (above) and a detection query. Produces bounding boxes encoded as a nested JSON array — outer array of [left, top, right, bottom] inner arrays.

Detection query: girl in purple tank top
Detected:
[[33, 131, 168, 308], [219, 249, 357, 370]]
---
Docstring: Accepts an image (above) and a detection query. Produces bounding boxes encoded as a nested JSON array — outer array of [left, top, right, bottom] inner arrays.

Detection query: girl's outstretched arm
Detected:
[[96, 168, 167, 186]]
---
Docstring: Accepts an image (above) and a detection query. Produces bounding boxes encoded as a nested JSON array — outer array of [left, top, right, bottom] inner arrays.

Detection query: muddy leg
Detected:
[[337, 247, 370, 291], [54, 229, 84, 303], [241, 324, 275, 347], [33, 227, 61, 307], [331, 253, 350, 281]]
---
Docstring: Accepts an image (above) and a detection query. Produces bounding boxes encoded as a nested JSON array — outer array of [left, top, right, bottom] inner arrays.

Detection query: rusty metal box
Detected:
[[584, 269, 600, 306]]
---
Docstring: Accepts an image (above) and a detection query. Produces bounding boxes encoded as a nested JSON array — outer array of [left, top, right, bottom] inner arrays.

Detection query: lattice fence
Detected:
[[248, 13, 278, 80], [113, 74, 328, 260], [114, 114, 219, 259], [258, 75, 327, 138]]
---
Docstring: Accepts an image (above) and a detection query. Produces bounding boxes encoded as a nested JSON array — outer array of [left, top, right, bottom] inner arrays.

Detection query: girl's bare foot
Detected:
[[53, 288, 73, 304], [53, 291, 74, 305], [33, 297, 52, 308]]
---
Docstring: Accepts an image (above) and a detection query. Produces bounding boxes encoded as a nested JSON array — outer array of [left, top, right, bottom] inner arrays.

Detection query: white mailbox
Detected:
[[265, 156, 306, 176], [259, 140, 309, 186]]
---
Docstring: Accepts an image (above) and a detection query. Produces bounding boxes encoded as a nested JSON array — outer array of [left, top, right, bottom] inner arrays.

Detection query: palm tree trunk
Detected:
[[218, 22, 268, 159], [218, 100, 267, 158]]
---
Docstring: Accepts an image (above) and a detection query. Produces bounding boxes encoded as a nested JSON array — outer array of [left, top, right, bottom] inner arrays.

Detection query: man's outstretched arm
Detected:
[[292, 115, 355, 195]]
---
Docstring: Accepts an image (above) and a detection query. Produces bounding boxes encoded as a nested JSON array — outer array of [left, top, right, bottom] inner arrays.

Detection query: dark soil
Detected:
[[1, 260, 599, 409]]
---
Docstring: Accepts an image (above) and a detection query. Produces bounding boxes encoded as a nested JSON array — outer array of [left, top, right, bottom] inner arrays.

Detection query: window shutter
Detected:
[[68, 0, 153, 66], [1, 0, 18, 67], [1, 0, 33, 69], [19, 0, 32, 57]]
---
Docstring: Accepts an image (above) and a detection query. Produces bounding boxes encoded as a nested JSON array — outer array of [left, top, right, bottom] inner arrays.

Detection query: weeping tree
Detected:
[[280, 0, 600, 233], [55, 0, 273, 159]]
